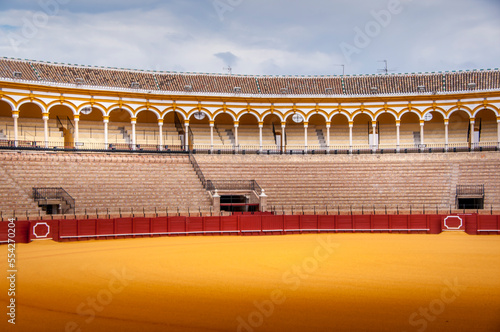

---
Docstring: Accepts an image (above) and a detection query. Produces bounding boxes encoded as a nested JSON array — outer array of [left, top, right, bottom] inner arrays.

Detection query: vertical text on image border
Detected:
[[7, 218, 17, 325]]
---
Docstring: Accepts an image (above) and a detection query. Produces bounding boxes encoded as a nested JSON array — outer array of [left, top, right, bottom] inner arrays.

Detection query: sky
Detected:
[[0, 0, 499, 76]]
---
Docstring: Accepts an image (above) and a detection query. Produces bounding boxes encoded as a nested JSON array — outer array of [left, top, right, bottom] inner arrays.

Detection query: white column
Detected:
[[396, 121, 400, 152], [184, 122, 189, 151], [74, 115, 79, 148], [420, 120, 425, 149], [281, 123, 286, 152], [131, 118, 137, 150], [349, 122, 353, 153], [326, 123, 331, 153], [12, 110, 19, 147], [470, 118, 475, 150], [158, 120, 163, 151], [43, 112, 49, 148], [304, 123, 308, 153], [372, 122, 377, 152], [103, 116, 109, 149], [444, 119, 449, 151], [259, 123, 263, 152], [234, 122, 239, 151], [210, 122, 214, 152]]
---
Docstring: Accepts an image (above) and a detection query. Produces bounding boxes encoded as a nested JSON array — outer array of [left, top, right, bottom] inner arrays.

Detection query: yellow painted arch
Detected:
[[77, 103, 107, 117]]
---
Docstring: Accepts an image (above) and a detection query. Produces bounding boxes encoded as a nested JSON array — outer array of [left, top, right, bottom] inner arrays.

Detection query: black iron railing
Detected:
[[0, 139, 499, 155], [189, 154, 207, 188], [206, 180, 263, 195], [32, 187, 75, 213], [456, 184, 485, 197]]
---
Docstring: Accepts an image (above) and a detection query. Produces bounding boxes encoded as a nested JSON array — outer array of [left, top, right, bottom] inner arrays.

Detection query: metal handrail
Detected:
[[188, 154, 207, 188], [456, 184, 484, 197], [32, 187, 75, 213]]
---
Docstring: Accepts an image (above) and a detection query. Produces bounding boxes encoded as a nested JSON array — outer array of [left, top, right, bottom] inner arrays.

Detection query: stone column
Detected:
[[43, 112, 49, 148], [444, 119, 449, 151], [210, 121, 214, 152], [470, 118, 476, 150], [103, 116, 109, 149], [12, 110, 19, 147], [304, 122, 308, 153], [396, 120, 400, 152], [131, 117, 137, 150], [349, 121, 353, 153], [326, 122, 331, 153], [259, 122, 263, 152], [259, 189, 268, 212], [74, 114, 79, 148], [372, 121, 377, 152], [281, 122, 286, 152], [158, 119, 163, 151], [184, 120, 189, 151]]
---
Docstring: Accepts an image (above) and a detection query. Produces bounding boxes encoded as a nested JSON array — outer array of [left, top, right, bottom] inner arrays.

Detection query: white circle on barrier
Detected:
[[33, 222, 51, 238], [444, 216, 463, 230]]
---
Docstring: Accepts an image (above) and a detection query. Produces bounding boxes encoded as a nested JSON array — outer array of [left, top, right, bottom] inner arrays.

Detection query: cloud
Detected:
[[0, 0, 498, 75], [214, 51, 239, 68]]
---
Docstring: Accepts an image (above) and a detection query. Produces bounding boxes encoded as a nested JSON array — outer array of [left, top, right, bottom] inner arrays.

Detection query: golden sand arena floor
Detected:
[[1, 232, 500, 332]]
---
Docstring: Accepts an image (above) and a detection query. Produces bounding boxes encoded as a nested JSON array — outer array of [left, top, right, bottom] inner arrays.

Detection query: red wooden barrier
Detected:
[[134, 217, 151, 237], [221, 216, 238, 234], [240, 215, 261, 235], [283, 215, 300, 234], [204, 216, 221, 234], [151, 217, 168, 235], [476, 215, 500, 235], [186, 217, 203, 234], [372, 215, 389, 231], [317, 215, 335, 231], [168, 217, 186, 234], [262, 215, 284, 235], [4, 212, 500, 245], [97, 219, 115, 239]]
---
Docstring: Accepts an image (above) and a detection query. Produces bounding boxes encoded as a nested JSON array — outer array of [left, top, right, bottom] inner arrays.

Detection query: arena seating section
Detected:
[[0, 152, 212, 216], [0, 151, 499, 218], [2, 57, 499, 94]]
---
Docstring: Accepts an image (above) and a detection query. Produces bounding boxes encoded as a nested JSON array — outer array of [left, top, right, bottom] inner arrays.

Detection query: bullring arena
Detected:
[[1, 57, 500, 331]]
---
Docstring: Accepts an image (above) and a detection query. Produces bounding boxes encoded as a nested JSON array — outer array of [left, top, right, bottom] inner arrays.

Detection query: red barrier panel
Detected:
[[262, 215, 284, 234], [318, 215, 335, 230], [133, 217, 151, 236], [300, 215, 318, 232], [151, 217, 168, 235], [409, 215, 428, 233], [372, 215, 389, 230], [115, 218, 133, 237], [168, 217, 186, 234], [221, 216, 238, 233], [427, 215, 442, 234], [9, 212, 500, 245], [477, 215, 499, 235], [283, 215, 300, 233], [240, 215, 261, 234], [336, 215, 352, 230], [204, 216, 221, 233], [97, 219, 115, 238], [390, 215, 408, 231], [353, 215, 370, 230], [78, 219, 97, 238], [1, 221, 28, 243], [59, 220, 77, 240], [186, 217, 203, 233], [462, 214, 477, 235]]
